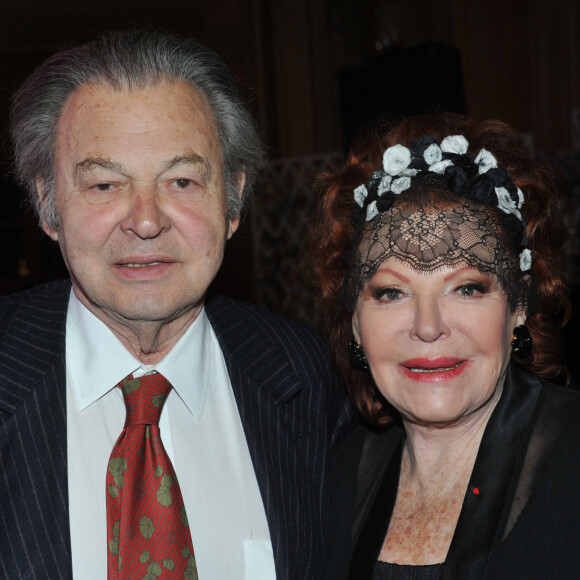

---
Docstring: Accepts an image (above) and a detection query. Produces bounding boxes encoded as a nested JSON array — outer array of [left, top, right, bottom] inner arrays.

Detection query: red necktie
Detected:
[[106, 372, 198, 579]]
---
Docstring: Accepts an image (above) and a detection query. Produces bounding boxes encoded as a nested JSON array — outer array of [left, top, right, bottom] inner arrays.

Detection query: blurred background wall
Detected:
[[0, 0, 579, 327]]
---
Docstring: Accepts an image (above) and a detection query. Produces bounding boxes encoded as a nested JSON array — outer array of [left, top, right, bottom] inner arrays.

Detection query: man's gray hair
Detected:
[[11, 30, 264, 228]]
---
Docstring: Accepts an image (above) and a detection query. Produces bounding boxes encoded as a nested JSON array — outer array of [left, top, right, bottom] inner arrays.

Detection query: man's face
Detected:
[[43, 80, 239, 331]]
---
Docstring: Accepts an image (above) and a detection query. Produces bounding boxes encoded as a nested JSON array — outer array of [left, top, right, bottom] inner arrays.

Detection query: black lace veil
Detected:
[[342, 180, 529, 312]]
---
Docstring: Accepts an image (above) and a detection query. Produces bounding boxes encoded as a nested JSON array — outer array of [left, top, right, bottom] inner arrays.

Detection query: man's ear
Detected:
[[227, 171, 246, 240], [35, 178, 58, 241]]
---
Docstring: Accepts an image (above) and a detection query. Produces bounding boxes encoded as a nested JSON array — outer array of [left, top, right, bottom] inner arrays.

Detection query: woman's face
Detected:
[[352, 257, 526, 427]]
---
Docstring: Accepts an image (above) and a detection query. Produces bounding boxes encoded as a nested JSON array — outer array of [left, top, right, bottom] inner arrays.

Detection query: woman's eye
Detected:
[[456, 283, 486, 297], [376, 287, 403, 301]]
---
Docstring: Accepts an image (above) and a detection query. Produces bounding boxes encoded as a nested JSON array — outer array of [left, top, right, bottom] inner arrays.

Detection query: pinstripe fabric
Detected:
[[0, 280, 71, 579], [0, 282, 355, 579], [205, 294, 356, 580]]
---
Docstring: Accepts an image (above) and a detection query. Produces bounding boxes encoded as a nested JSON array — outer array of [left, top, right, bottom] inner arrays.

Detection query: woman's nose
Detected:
[[410, 296, 450, 342]]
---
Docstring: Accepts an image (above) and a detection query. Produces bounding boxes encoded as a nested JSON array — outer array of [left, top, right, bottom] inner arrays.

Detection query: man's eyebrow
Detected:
[[72, 154, 213, 182], [162, 154, 212, 180], [73, 158, 125, 180]]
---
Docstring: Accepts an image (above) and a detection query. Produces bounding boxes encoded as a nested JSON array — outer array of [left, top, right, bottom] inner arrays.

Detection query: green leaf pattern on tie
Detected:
[[180, 506, 189, 528], [122, 377, 141, 395], [185, 556, 199, 580], [109, 520, 120, 556], [148, 562, 162, 576], [152, 394, 166, 408], [107, 373, 198, 578], [162, 558, 174, 570], [157, 473, 173, 507], [108, 457, 127, 489], [140, 516, 155, 539]]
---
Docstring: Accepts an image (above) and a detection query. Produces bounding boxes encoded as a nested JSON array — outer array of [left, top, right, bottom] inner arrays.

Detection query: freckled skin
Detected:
[[352, 258, 526, 564], [41, 81, 240, 363], [380, 453, 474, 564]]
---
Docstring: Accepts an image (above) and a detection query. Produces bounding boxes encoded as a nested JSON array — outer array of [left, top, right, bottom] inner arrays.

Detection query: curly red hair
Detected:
[[310, 112, 570, 427]]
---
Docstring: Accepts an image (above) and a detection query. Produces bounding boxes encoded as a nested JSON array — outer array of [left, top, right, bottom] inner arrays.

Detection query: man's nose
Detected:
[[410, 296, 450, 342], [120, 186, 170, 239]]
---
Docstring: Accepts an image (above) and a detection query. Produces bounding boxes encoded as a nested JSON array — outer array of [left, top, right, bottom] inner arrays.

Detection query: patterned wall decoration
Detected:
[[251, 152, 344, 327]]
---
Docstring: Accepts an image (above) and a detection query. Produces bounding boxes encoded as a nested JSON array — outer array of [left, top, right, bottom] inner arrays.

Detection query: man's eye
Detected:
[[94, 183, 114, 191], [174, 178, 192, 188]]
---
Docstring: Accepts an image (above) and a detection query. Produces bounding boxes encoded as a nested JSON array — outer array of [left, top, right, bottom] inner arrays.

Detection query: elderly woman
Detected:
[[312, 113, 580, 579]]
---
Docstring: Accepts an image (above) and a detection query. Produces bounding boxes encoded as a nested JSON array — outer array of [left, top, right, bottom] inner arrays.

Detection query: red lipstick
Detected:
[[399, 357, 469, 383]]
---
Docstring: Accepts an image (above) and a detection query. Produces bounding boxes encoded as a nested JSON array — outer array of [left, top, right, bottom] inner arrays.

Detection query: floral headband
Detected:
[[352, 134, 531, 272]]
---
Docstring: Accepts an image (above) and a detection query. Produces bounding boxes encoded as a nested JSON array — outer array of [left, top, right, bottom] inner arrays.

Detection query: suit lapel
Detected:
[[0, 281, 72, 578], [205, 296, 304, 406], [205, 295, 323, 579]]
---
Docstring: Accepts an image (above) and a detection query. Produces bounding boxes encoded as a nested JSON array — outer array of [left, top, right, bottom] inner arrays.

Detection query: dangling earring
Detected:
[[349, 341, 369, 371], [511, 325, 532, 357]]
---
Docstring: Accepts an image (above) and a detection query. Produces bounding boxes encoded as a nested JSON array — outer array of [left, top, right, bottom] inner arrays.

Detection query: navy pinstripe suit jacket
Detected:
[[0, 280, 354, 579]]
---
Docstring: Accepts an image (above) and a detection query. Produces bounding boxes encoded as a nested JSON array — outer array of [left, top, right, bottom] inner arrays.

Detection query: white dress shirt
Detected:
[[66, 291, 275, 579]]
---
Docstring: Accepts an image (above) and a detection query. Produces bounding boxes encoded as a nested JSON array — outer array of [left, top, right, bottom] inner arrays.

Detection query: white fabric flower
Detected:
[[423, 143, 442, 166], [377, 174, 392, 196], [383, 144, 411, 175], [366, 200, 379, 221], [496, 187, 522, 220], [517, 188, 524, 209], [391, 176, 411, 194], [354, 184, 368, 207], [474, 149, 498, 174], [519, 249, 532, 272], [440, 135, 468, 155], [429, 159, 453, 174]]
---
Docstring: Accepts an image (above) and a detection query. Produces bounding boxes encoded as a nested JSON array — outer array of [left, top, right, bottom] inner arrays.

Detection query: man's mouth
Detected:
[[125, 261, 164, 268]]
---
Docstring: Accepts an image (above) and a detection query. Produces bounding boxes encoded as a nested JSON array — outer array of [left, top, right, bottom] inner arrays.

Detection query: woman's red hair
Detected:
[[310, 113, 570, 427]]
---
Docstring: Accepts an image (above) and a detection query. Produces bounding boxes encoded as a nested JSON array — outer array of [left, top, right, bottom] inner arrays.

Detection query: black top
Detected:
[[374, 562, 443, 580], [321, 364, 580, 579]]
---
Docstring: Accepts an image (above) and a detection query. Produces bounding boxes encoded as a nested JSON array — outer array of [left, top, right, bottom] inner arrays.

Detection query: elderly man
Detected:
[[2, 31, 353, 579]]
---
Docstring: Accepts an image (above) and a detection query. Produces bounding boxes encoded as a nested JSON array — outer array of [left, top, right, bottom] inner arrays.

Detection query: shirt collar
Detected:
[[66, 289, 211, 419]]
